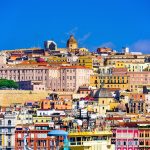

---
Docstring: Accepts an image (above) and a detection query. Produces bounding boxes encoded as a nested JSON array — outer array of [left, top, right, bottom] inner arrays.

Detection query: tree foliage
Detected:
[[0, 79, 18, 89]]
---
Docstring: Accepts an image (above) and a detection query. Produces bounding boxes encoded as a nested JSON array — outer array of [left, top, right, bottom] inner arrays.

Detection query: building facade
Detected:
[[0, 112, 16, 150], [112, 127, 139, 150]]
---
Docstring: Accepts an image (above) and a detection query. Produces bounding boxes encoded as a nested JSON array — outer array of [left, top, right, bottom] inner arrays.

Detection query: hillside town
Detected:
[[0, 35, 150, 150]]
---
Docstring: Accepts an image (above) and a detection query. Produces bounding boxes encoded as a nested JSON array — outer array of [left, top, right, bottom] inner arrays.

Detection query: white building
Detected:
[[0, 112, 17, 149], [0, 52, 7, 64], [37, 109, 65, 116]]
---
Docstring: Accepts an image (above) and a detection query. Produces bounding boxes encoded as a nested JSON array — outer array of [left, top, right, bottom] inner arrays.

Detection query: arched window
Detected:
[[8, 120, 11, 125]]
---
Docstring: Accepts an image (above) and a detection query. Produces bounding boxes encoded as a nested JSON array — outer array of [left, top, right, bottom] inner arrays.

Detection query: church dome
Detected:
[[66, 35, 78, 49]]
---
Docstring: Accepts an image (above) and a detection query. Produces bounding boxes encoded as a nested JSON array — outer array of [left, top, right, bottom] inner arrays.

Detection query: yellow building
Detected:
[[102, 75, 129, 90], [90, 73, 100, 88], [115, 61, 125, 68], [68, 130, 115, 150], [78, 56, 93, 69], [109, 102, 120, 110], [90, 74, 129, 90], [33, 116, 51, 123], [48, 56, 67, 63], [79, 48, 88, 53], [78, 56, 102, 71], [91, 88, 115, 115]]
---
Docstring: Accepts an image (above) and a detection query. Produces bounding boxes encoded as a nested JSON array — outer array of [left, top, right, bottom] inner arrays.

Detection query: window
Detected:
[[135, 141, 138, 145], [117, 141, 121, 145], [8, 141, 11, 147], [37, 140, 40, 146], [8, 135, 11, 140], [128, 141, 132, 145], [8, 128, 11, 133], [8, 120, 11, 125]]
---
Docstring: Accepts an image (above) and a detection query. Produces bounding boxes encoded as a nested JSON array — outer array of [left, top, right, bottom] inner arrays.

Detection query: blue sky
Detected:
[[0, 0, 150, 53]]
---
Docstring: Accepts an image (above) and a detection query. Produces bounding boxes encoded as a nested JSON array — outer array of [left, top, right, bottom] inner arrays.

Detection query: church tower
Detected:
[[66, 35, 78, 49]]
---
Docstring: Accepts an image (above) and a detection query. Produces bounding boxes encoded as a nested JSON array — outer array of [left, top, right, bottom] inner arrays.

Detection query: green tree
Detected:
[[0, 79, 18, 89]]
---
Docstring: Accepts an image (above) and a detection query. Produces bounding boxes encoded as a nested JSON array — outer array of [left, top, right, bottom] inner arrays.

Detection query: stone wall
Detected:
[[0, 90, 50, 106]]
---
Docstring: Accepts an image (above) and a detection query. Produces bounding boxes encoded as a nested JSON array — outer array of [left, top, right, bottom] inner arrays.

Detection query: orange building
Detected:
[[41, 99, 51, 110], [15, 124, 65, 150], [40, 98, 72, 110], [53, 99, 72, 110], [129, 93, 145, 101]]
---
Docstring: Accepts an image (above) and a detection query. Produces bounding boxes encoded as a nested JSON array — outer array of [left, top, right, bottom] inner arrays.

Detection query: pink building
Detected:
[[128, 71, 150, 92], [0, 66, 49, 90], [0, 65, 92, 92], [60, 66, 92, 92], [112, 127, 138, 150], [48, 68, 60, 91]]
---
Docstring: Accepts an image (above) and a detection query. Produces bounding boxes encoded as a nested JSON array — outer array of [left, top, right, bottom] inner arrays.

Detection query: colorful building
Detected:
[[68, 130, 115, 150], [15, 124, 64, 150], [0, 112, 16, 150], [90, 73, 129, 90], [124, 62, 150, 72], [112, 127, 139, 150], [128, 71, 150, 92], [78, 56, 93, 69], [138, 124, 150, 149], [60, 66, 92, 91], [90, 88, 115, 115], [48, 56, 67, 64], [106, 55, 145, 66]]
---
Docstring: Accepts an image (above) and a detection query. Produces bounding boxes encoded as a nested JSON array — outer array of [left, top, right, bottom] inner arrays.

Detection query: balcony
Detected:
[[139, 145, 150, 148], [2, 146, 15, 149], [0, 124, 15, 128], [70, 140, 111, 147], [6, 132, 13, 135]]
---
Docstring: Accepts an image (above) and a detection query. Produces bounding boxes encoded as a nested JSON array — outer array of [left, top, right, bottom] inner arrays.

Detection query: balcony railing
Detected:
[[0, 124, 15, 127]]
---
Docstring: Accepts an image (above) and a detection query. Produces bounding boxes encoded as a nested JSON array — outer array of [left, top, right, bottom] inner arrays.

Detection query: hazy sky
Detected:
[[0, 0, 150, 53]]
